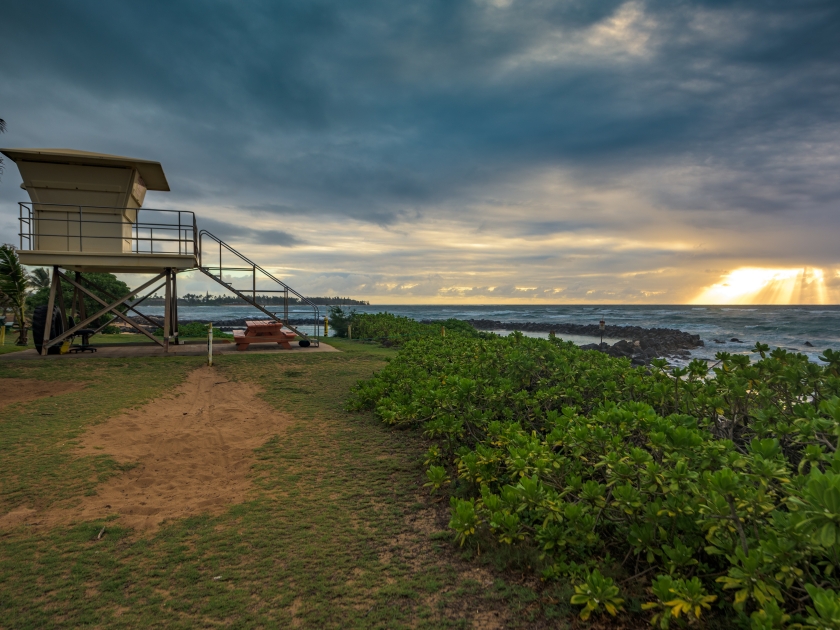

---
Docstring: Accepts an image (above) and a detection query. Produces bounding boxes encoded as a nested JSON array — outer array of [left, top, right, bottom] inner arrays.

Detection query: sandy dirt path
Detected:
[[0, 378, 87, 410], [2, 366, 292, 531]]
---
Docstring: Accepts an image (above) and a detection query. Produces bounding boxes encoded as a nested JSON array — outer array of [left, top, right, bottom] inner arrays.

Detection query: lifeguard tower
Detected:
[[1, 148, 320, 355]]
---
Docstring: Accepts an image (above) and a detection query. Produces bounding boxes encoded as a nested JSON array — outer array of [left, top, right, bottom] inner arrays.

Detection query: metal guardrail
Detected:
[[198, 230, 321, 344], [18, 202, 197, 255]]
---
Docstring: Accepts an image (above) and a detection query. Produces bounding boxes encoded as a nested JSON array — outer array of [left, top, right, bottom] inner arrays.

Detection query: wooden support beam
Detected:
[[164, 268, 171, 352], [43, 271, 167, 349], [55, 269, 68, 331], [40, 267, 59, 356], [88, 281, 165, 336], [78, 275, 162, 330], [172, 271, 179, 345]]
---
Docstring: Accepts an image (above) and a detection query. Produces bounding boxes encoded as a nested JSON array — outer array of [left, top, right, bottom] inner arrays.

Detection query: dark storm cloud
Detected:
[[197, 217, 303, 247], [0, 0, 838, 230]]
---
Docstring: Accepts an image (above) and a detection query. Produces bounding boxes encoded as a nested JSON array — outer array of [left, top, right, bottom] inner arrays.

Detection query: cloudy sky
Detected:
[[1, 0, 839, 304]]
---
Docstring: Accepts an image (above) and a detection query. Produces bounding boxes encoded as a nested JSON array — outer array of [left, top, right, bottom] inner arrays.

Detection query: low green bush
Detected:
[[350, 312, 481, 346], [348, 315, 840, 627]]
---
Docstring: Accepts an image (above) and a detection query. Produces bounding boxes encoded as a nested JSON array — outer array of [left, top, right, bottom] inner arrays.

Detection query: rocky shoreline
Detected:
[[459, 319, 704, 365]]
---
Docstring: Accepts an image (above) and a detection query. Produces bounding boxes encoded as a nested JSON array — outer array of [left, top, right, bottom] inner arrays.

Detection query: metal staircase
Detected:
[[197, 230, 320, 345]]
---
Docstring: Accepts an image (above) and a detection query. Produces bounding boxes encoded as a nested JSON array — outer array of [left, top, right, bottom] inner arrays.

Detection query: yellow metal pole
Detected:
[[0, 320, 5, 346], [441, 326, 445, 338], [324, 316, 329, 337]]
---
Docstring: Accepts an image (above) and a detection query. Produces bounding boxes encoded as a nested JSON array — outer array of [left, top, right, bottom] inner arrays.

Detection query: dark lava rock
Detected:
[[805, 341, 814, 347], [730, 338, 743, 343], [453, 318, 705, 366]]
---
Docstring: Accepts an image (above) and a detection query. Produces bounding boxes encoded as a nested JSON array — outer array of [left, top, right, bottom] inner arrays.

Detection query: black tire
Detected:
[[32, 305, 64, 354], [299, 339, 311, 348], [32, 305, 47, 351]]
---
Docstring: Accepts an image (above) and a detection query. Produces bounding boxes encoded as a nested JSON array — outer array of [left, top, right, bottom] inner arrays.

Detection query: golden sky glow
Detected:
[[691, 268, 839, 305], [148, 199, 840, 305]]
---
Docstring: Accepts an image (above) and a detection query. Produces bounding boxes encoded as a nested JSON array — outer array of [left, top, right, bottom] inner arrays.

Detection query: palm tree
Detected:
[[0, 244, 31, 345], [29, 267, 51, 290]]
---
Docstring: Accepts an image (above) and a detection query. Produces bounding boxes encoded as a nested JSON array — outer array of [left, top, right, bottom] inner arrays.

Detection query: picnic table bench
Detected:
[[233, 320, 297, 350]]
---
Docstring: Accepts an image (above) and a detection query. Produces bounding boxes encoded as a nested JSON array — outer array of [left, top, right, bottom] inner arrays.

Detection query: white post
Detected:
[[208, 322, 213, 366]]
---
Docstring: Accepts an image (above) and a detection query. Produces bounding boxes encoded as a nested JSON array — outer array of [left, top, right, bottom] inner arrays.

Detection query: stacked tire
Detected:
[[32, 305, 64, 355]]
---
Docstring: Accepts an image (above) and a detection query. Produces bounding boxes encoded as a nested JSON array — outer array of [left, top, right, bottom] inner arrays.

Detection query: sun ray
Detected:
[[691, 267, 835, 305]]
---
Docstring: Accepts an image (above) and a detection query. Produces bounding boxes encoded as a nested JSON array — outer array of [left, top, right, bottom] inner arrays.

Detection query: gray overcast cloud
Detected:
[[1, 0, 839, 303]]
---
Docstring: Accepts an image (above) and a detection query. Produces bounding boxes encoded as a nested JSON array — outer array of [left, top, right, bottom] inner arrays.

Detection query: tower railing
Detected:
[[18, 202, 197, 256]]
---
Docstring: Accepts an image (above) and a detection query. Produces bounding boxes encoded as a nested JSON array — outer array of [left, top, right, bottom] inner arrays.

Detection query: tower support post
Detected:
[[164, 267, 172, 352], [55, 271, 68, 331], [40, 266, 59, 356], [171, 270, 179, 345]]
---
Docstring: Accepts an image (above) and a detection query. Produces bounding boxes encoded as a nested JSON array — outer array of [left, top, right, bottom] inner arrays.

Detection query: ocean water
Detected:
[[136, 304, 840, 363]]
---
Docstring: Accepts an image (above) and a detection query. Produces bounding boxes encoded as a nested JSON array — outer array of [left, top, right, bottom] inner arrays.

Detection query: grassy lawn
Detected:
[[0, 345, 29, 355], [0, 333, 232, 355], [0, 336, 30, 355], [0, 339, 565, 628]]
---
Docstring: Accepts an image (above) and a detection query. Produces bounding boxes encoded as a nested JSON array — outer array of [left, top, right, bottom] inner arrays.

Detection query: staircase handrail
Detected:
[[198, 230, 319, 312]]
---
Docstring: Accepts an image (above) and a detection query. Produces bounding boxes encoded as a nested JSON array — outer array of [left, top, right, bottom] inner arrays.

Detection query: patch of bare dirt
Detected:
[[0, 378, 87, 410], [289, 596, 303, 627], [1, 366, 292, 531]]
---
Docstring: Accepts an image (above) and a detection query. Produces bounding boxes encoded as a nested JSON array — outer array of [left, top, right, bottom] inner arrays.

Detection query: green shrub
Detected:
[[348, 321, 840, 625], [349, 312, 481, 346], [327, 305, 355, 338]]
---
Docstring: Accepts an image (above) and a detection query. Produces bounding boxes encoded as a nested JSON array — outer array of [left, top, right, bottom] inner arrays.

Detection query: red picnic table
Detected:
[[233, 320, 297, 351]]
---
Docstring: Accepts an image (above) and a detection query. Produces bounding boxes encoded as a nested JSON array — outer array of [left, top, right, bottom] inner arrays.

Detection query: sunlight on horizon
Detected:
[[691, 267, 837, 305]]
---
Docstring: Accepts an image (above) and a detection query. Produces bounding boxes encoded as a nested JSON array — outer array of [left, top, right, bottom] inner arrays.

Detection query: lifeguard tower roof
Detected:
[[3, 147, 192, 273], [0, 148, 170, 191]]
